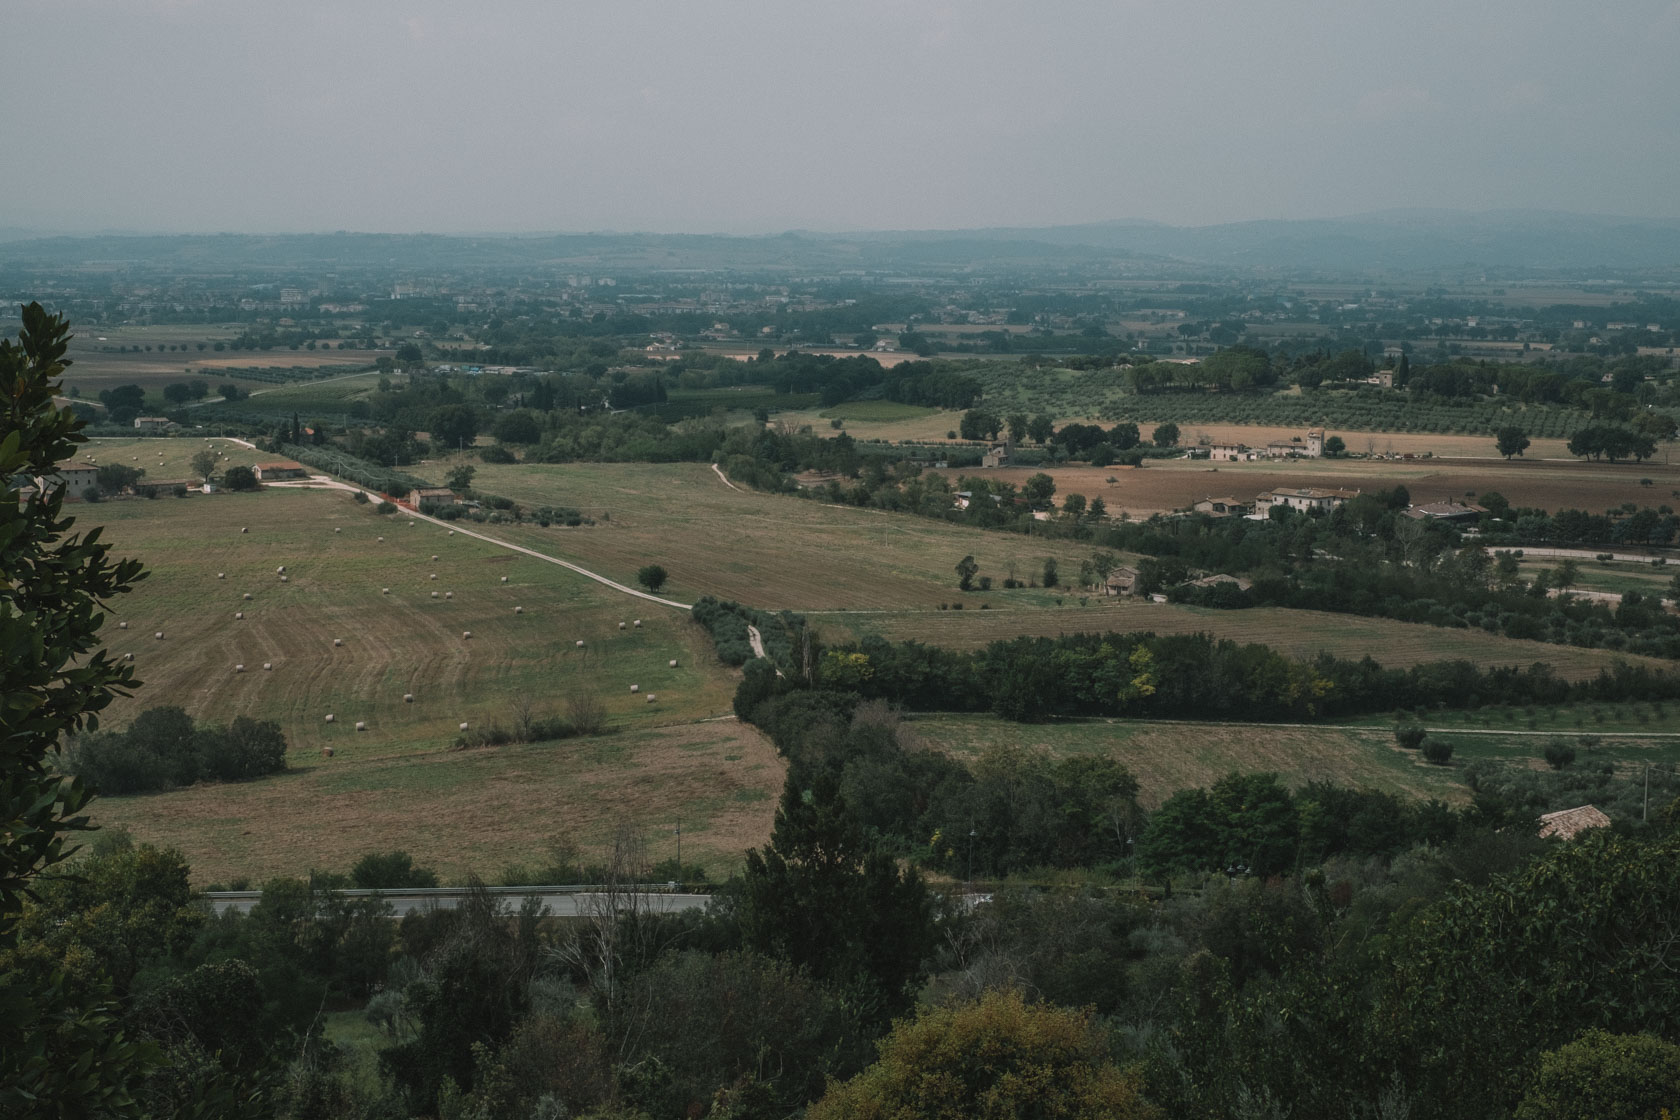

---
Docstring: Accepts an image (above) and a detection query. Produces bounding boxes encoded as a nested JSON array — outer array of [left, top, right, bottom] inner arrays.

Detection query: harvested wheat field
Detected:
[[84, 486, 735, 762], [90, 720, 783, 886]]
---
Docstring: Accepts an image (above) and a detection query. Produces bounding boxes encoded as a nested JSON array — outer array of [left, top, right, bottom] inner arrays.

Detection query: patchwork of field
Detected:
[[914, 711, 1680, 809], [471, 461, 1100, 610], [62, 324, 381, 396], [86, 486, 736, 763], [816, 601, 1666, 681], [977, 454, 1680, 519], [91, 720, 782, 886]]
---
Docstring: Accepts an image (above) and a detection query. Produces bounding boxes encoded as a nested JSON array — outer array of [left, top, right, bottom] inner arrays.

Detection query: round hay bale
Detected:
[[430, 573, 437, 580], [276, 565, 285, 574], [154, 631, 164, 640], [333, 638, 343, 647], [576, 640, 585, 648], [431, 554, 438, 561], [217, 573, 225, 579], [355, 721, 366, 731], [459, 721, 469, 732], [448, 530, 455, 536], [461, 630, 472, 639], [279, 575, 288, 582], [123, 652, 133, 661], [618, 622, 626, 630], [118, 621, 127, 629], [647, 694, 657, 703], [263, 662, 272, 670], [382, 587, 390, 594], [240, 526, 247, 533], [322, 746, 334, 758], [243, 593, 252, 600], [514, 606, 523, 614], [335, 527, 341, 533], [235, 611, 244, 620], [325, 714, 335, 723], [444, 591, 453, 600], [430, 591, 439, 599], [633, 619, 642, 628], [669, 659, 679, 668], [235, 664, 244, 672], [500, 576, 508, 583], [377, 536, 384, 542], [630, 684, 639, 693], [403, 693, 413, 703]]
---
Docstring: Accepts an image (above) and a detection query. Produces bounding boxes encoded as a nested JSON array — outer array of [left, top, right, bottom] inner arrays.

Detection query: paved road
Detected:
[[204, 886, 711, 917]]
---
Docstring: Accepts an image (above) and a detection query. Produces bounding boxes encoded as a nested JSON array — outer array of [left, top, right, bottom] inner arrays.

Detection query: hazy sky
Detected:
[[8, 0, 1680, 234]]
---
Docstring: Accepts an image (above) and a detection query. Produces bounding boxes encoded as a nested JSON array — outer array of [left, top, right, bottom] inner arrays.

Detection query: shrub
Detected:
[[637, 564, 669, 592], [1515, 1029, 1680, 1120], [1395, 723, 1428, 750], [1421, 738, 1455, 765], [223, 465, 258, 491], [1543, 740, 1577, 770]]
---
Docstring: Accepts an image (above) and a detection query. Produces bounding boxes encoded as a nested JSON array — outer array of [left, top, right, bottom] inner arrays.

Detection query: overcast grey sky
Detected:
[[8, 0, 1680, 234]]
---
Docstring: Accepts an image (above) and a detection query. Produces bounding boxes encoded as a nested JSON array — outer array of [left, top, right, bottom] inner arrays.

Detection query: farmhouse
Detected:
[[1253, 487, 1359, 516], [133, 477, 199, 497], [412, 487, 460, 507], [981, 440, 1012, 468], [133, 416, 174, 432], [1105, 566, 1141, 596], [1537, 804, 1611, 841], [1403, 499, 1487, 524], [1192, 496, 1251, 518], [1209, 443, 1257, 462], [253, 460, 309, 481], [38, 460, 99, 500], [1265, 429, 1325, 459]]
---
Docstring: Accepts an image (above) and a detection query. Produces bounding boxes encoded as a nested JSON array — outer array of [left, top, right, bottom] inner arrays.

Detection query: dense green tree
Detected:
[[1496, 426, 1531, 459], [737, 772, 934, 1024], [429, 403, 480, 450], [1022, 472, 1056, 506], [955, 554, 978, 591], [350, 850, 439, 890], [636, 564, 668, 592], [807, 989, 1155, 1120], [222, 464, 258, 491], [1152, 421, 1180, 447], [0, 303, 153, 1115], [1027, 414, 1054, 444], [1515, 1029, 1680, 1120]]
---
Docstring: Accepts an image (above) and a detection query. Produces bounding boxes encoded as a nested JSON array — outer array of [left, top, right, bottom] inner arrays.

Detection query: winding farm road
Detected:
[[268, 477, 693, 612]]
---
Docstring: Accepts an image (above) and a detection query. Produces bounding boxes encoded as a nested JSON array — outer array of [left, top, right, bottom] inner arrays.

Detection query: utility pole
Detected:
[[673, 820, 682, 873]]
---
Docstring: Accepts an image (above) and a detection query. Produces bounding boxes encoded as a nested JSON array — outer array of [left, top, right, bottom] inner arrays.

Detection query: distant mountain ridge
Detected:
[[4, 210, 1679, 273]]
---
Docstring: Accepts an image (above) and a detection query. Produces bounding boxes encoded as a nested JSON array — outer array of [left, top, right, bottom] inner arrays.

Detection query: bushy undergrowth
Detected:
[[66, 706, 287, 794]]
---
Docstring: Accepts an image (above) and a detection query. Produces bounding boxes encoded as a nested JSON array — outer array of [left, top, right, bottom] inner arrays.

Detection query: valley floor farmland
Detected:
[[817, 601, 1668, 681], [91, 720, 782, 885], [471, 461, 1100, 610], [978, 452, 1680, 519], [86, 486, 737, 760]]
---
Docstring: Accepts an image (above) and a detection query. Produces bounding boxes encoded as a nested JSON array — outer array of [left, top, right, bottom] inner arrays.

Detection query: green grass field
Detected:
[[87, 486, 736, 761], [91, 720, 782, 886], [80, 435, 266, 480], [815, 601, 1666, 680], [68, 481, 774, 884], [820, 400, 938, 422], [471, 461, 1102, 611], [913, 712, 1680, 808]]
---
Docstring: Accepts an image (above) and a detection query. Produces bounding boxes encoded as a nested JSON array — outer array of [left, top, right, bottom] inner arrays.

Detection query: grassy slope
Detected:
[[74, 482, 772, 884], [92, 721, 782, 886]]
